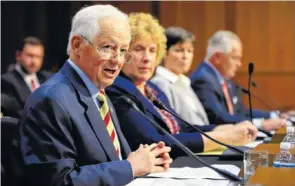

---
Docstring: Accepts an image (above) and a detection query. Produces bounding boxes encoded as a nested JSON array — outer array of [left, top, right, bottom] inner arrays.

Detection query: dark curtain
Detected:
[[1, 1, 91, 73]]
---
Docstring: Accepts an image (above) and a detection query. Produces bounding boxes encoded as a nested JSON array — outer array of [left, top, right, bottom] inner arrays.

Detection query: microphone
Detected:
[[151, 99, 244, 155], [248, 62, 254, 123], [247, 62, 272, 137], [121, 96, 243, 181]]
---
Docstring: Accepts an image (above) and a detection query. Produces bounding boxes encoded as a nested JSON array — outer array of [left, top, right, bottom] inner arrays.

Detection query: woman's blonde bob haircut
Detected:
[[128, 12, 167, 65]]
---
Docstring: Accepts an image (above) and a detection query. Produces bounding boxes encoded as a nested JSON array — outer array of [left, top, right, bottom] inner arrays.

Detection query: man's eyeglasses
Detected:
[[80, 35, 133, 64]]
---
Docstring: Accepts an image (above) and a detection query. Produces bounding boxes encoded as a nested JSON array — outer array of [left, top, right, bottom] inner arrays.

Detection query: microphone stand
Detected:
[[248, 62, 272, 137]]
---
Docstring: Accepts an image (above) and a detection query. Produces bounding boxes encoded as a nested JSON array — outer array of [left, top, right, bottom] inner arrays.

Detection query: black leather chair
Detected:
[[1, 116, 21, 186]]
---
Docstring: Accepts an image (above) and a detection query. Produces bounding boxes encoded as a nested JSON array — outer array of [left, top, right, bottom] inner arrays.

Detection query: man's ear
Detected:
[[71, 35, 84, 54], [211, 52, 223, 65]]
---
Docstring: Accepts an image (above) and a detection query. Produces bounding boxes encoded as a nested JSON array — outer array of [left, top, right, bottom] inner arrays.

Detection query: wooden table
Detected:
[[270, 134, 285, 143], [248, 167, 295, 186], [275, 127, 287, 135], [270, 127, 287, 143]]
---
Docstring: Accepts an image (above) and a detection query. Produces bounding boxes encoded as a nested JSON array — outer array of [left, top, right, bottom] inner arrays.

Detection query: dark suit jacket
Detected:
[[106, 73, 216, 158], [1, 69, 52, 118], [12, 62, 133, 186], [190, 62, 270, 124]]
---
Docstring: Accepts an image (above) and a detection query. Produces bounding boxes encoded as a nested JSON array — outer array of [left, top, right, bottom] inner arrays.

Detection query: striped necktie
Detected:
[[221, 82, 234, 115], [98, 90, 121, 159]]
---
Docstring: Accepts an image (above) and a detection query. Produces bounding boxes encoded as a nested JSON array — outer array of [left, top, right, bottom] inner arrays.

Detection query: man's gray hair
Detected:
[[66, 4, 128, 55], [205, 30, 241, 61]]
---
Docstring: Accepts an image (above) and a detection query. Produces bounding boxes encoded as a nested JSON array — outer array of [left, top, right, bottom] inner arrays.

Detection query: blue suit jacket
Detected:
[[106, 73, 216, 158], [13, 62, 133, 186], [190, 62, 270, 124]]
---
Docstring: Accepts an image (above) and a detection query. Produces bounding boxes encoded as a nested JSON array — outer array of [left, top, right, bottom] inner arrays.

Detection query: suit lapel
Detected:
[[135, 86, 172, 133], [61, 62, 119, 161], [114, 75, 170, 132], [201, 63, 232, 111], [12, 71, 31, 104]]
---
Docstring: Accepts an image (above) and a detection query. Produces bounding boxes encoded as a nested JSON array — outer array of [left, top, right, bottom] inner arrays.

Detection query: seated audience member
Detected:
[[1, 36, 52, 118], [106, 13, 258, 158], [151, 27, 210, 126], [11, 5, 172, 186], [190, 30, 289, 131]]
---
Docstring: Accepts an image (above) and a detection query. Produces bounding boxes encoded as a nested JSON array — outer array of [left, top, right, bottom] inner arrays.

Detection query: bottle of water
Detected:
[[283, 126, 295, 144], [273, 142, 295, 168]]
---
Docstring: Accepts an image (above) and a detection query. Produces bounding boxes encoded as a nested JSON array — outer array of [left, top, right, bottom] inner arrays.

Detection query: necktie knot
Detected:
[[98, 90, 107, 102]]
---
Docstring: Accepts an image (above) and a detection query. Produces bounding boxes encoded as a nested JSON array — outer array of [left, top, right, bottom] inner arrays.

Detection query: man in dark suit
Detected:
[[1, 36, 52, 118], [190, 30, 287, 131], [12, 5, 172, 186]]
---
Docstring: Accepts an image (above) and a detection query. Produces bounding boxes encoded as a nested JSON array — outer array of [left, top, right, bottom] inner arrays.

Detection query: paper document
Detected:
[[146, 164, 240, 179], [126, 164, 240, 186], [244, 140, 264, 148], [257, 130, 275, 138], [126, 177, 231, 186]]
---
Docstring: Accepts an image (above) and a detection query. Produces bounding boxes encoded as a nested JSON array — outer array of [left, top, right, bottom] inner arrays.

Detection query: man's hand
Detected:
[[262, 118, 286, 131], [280, 110, 295, 119], [229, 121, 258, 145], [127, 141, 172, 177]]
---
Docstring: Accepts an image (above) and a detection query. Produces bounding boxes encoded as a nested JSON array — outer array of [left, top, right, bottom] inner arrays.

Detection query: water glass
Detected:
[[243, 150, 269, 181]]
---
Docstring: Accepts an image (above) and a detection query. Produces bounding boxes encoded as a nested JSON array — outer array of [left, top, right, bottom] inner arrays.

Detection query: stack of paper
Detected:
[[126, 164, 240, 186]]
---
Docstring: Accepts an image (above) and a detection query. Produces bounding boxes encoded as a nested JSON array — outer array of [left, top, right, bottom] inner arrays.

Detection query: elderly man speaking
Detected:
[[12, 4, 172, 186]]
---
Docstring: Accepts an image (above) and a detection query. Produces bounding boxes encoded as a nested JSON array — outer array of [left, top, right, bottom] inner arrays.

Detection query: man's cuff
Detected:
[[270, 111, 280, 119], [253, 118, 264, 129], [125, 160, 135, 179]]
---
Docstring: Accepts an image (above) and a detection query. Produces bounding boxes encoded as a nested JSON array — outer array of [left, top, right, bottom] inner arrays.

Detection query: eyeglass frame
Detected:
[[79, 35, 133, 64]]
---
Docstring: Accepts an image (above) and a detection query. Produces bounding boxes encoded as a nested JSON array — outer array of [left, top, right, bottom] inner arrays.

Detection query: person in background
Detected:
[[106, 13, 258, 158], [190, 30, 291, 131], [1, 36, 52, 118], [12, 5, 172, 186], [151, 27, 211, 126]]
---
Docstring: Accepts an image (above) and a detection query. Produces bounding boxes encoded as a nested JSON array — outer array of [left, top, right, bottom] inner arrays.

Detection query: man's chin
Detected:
[[100, 80, 115, 89], [27, 67, 40, 74]]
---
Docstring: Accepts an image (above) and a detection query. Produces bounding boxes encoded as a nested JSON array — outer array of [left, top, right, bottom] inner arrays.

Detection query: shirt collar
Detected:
[[155, 66, 191, 86], [67, 59, 99, 98], [15, 63, 37, 80], [178, 74, 191, 86], [156, 66, 179, 83], [204, 61, 225, 84]]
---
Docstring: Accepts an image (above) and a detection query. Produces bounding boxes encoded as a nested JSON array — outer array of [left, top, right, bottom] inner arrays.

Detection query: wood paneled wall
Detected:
[[159, 1, 295, 110]]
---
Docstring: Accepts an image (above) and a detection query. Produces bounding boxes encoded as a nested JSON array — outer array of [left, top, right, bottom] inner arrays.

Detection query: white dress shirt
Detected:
[[15, 63, 40, 92]]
